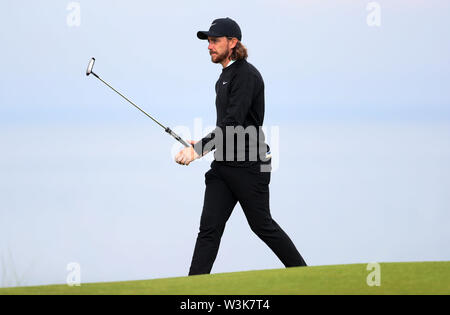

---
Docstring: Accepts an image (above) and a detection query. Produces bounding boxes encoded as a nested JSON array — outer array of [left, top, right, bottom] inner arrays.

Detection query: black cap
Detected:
[[197, 17, 242, 41]]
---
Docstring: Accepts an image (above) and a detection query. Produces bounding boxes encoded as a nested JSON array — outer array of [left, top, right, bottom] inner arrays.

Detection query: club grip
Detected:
[[165, 127, 192, 148]]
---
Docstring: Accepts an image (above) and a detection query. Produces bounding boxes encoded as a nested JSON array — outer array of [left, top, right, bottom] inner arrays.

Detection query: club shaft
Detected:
[[91, 72, 191, 148], [92, 72, 166, 129]]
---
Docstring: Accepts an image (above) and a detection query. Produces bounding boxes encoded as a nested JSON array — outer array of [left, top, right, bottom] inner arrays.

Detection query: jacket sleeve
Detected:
[[193, 69, 256, 157]]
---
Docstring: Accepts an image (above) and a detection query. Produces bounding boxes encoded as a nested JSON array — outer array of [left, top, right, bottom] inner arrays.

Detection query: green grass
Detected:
[[0, 261, 449, 295]]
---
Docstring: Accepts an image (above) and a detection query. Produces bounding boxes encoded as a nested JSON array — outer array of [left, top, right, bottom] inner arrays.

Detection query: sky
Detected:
[[0, 0, 449, 287]]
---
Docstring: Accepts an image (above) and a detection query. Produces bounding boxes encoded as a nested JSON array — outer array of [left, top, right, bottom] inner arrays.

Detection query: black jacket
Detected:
[[193, 59, 270, 167]]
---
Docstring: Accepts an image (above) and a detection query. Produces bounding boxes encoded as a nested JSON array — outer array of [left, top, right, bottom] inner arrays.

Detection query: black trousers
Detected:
[[188, 160, 307, 275]]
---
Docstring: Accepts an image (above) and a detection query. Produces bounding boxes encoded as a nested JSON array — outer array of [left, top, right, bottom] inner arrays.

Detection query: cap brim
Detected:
[[197, 31, 221, 40]]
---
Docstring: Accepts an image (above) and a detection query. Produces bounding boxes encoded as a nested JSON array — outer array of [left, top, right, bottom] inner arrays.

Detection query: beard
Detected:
[[210, 48, 230, 64]]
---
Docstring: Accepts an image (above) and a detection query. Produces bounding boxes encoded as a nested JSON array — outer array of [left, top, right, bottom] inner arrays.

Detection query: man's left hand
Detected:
[[175, 140, 200, 166]]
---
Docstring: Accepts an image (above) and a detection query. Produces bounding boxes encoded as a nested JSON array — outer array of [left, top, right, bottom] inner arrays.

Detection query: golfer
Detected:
[[175, 17, 307, 275]]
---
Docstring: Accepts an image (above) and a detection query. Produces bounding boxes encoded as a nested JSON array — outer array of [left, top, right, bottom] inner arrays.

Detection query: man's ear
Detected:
[[229, 37, 238, 49]]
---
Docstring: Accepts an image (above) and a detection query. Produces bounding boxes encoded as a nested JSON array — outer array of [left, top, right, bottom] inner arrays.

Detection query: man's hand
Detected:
[[175, 140, 200, 166]]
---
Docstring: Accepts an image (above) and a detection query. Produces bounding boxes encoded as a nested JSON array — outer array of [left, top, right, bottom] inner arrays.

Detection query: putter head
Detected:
[[86, 58, 95, 76]]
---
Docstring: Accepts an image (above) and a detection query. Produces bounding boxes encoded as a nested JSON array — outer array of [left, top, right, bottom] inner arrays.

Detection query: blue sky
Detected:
[[1, 0, 449, 125], [0, 0, 449, 287]]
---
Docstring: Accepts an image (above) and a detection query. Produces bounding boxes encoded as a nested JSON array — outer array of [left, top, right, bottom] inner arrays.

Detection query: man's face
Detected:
[[207, 36, 234, 64]]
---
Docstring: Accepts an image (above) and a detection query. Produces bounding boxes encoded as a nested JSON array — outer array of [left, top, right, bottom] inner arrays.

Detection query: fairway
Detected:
[[0, 261, 448, 295]]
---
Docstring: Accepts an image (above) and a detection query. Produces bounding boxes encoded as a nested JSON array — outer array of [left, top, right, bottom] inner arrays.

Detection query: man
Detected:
[[175, 17, 307, 275]]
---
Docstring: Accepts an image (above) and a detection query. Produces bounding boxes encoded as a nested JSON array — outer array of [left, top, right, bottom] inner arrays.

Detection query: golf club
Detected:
[[86, 57, 192, 148]]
